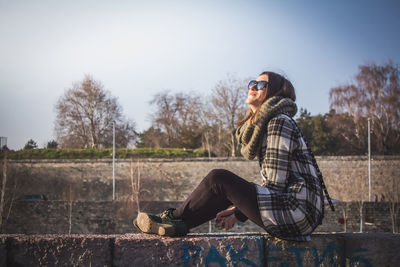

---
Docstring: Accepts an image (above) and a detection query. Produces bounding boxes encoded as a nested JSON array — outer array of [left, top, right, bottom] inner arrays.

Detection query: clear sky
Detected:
[[1, 0, 399, 150]]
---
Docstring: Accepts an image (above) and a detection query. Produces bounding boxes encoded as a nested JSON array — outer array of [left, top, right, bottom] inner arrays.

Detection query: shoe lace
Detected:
[[160, 208, 176, 220]]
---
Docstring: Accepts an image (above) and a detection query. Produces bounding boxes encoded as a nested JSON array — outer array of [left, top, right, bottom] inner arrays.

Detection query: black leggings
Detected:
[[174, 169, 265, 229]]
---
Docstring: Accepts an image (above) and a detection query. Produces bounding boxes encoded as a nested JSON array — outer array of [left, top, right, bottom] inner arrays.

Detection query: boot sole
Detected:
[[136, 212, 175, 236]]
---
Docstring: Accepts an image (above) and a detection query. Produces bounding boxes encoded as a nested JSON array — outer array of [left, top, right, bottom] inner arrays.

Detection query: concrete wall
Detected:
[[1, 233, 399, 266], [2, 156, 400, 202], [1, 156, 399, 235], [1, 200, 399, 235]]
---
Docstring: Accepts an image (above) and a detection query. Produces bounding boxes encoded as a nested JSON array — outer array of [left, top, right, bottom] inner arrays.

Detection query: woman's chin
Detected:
[[246, 97, 256, 105], [247, 98, 259, 106]]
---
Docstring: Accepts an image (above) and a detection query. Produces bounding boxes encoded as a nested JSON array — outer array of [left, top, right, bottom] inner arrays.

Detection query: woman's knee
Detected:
[[204, 169, 233, 186]]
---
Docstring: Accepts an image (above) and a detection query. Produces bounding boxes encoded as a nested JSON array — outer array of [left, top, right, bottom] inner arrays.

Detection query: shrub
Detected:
[[1, 148, 212, 160]]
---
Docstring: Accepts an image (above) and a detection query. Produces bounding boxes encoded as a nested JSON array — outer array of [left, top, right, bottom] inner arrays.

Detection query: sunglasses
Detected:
[[248, 80, 269, 91]]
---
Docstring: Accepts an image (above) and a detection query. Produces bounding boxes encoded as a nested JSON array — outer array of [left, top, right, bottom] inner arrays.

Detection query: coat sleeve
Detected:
[[261, 116, 299, 191]]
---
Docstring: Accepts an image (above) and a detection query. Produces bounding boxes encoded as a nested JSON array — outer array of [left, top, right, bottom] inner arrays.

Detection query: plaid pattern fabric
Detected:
[[236, 96, 297, 160], [256, 114, 323, 241]]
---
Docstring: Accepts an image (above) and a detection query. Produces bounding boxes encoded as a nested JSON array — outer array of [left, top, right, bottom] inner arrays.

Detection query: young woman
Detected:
[[134, 71, 334, 241]]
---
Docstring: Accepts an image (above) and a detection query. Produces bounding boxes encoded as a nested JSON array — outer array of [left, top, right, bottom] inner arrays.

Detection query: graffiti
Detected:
[[227, 245, 258, 267], [205, 246, 227, 266], [347, 248, 373, 267], [182, 239, 373, 267], [182, 243, 260, 267], [267, 242, 337, 267], [266, 241, 372, 267], [182, 244, 202, 265]]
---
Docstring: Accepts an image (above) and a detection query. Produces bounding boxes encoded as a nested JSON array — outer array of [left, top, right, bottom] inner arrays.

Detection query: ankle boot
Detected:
[[134, 208, 188, 237]]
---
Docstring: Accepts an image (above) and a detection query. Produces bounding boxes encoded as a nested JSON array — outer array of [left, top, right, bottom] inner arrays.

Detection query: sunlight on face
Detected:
[[246, 74, 268, 110]]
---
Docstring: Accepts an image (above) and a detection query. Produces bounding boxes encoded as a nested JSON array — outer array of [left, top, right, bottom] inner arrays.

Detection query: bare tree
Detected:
[[197, 103, 214, 158], [210, 74, 247, 157], [55, 75, 137, 148], [130, 158, 144, 212], [149, 91, 203, 148], [325, 111, 368, 154], [329, 61, 400, 154], [129, 158, 151, 219], [200, 102, 232, 157], [144, 74, 248, 156], [150, 91, 178, 147], [175, 93, 203, 148]]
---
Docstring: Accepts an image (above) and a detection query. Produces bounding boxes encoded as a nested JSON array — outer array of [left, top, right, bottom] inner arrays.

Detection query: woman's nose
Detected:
[[249, 85, 257, 91]]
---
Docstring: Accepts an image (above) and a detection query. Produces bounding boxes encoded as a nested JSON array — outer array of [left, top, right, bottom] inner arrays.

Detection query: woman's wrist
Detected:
[[234, 208, 248, 222]]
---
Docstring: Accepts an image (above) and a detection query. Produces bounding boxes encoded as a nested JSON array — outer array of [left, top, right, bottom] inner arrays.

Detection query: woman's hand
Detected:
[[216, 206, 238, 230]]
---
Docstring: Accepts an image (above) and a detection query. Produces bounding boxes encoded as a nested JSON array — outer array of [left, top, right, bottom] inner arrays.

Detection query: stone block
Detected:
[[113, 233, 264, 267], [343, 233, 400, 267], [7, 234, 112, 267], [264, 233, 346, 267]]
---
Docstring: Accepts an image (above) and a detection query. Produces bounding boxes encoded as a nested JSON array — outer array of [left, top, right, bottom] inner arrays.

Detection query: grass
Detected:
[[1, 148, 211, 160]]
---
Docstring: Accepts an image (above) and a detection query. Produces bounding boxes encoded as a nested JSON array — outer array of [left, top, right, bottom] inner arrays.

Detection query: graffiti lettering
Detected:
[[182, 244, 202, 267], [312, 241, 336, 266], [182, 240, 373, 267], [205, 246, 227, 267], [182, 244, 258, 267], [227, 245, 258, 267]]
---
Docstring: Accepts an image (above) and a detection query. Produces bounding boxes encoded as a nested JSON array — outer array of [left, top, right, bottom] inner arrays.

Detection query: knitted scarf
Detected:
[[235, 96, 297, 160]]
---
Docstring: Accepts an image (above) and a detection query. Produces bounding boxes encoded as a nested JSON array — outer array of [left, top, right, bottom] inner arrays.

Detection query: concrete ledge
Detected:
[[0, 233, 399, 266]]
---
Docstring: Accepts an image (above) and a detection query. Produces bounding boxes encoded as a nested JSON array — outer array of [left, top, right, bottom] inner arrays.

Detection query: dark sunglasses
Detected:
[[248, 80, 269, 91]]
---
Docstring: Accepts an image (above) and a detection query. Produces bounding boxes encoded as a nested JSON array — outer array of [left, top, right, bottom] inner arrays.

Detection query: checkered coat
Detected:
[[255, 113, 324, 241]]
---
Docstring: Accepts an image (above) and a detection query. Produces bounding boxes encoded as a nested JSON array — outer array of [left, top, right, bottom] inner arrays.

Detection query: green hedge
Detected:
[[1, 148, 212, 160]]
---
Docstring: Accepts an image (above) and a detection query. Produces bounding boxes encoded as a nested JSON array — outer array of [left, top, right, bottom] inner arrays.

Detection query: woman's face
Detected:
[[246, 74, 268, 109]]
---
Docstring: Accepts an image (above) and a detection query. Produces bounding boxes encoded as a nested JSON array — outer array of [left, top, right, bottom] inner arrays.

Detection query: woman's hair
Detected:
[[237, 71, 296, 127]]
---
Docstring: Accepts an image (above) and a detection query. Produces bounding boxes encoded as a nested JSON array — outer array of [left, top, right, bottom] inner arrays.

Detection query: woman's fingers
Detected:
[[224, 215, 235, 230], [216, 211, 227, 220], [216, 218, 225, 229], [216, 216, 226, 229], [216, 207, 238, 230], [216, 211, 228, 221], [216, 214, 238, 230], [216, 207, 235, 220]]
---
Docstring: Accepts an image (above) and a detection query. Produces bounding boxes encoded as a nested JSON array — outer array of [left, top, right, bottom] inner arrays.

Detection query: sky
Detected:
[[1, 0, 399, 150]]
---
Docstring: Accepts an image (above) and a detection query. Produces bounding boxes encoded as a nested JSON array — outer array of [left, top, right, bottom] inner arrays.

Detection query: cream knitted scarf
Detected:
[[235, 96, 297, 160]]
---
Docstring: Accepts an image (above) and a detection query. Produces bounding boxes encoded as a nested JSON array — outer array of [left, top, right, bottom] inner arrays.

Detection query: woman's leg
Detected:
[[173, 169, 265, 229]]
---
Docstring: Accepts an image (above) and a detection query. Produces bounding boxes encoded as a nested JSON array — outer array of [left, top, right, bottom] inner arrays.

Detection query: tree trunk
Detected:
[[204, 131, 211, 159], [218, 124, 222, 156], [230, 130, 236, 157], [90, 127, 97, 149]]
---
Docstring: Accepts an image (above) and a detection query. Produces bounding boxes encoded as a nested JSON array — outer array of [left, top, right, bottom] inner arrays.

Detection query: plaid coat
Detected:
[[255, 113, 323, 241]]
